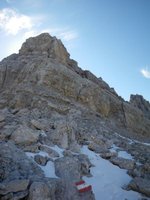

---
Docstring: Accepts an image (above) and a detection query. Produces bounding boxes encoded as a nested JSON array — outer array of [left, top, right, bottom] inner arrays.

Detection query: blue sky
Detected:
[[0, 0, 150, 101]]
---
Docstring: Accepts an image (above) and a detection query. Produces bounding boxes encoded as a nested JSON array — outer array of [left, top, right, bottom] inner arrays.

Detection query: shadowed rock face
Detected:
[[130, 94, 150, 119], [0, 33, 150, 140]]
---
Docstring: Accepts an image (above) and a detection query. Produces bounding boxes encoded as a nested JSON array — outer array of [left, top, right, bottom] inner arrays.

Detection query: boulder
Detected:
[[0, 125, 15, 140], [128, 162, 150, 180], [10, 191, 28, 200], [0, 141, 44, 183], [54, 156, 81, 181], [110, 157, 135, 170], [34, 155, 49, 166], [0, 179, 29, 195], [128, 177, 150, 197], [28, 181, 52, 200], [31, 119, 50, 131], [69, 142, 81, 153], [11, 125, 40, 146], [39, 145, 59, 158], [88, 142, 108, 153], [23, 144, 40, 153], [28, 179, 66, 200], [76, 154, 93, 176], [100, 151, 118, 159]]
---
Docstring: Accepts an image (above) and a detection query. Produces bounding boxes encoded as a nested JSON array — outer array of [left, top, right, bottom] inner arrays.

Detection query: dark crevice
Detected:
[[121, 102, 127, 127], [2, 64, 8, 88]]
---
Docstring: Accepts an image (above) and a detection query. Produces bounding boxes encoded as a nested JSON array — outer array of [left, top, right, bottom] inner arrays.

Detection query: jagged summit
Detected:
[[19, 33, 70, 65]]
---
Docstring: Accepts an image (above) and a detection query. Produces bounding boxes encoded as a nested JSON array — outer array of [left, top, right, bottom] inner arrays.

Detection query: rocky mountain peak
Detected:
[[19, 33, 70, 65], [0, 33, 150, 200]]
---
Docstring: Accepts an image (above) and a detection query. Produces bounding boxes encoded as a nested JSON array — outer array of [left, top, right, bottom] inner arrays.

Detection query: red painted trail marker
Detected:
[[75, 180, 92, 193]]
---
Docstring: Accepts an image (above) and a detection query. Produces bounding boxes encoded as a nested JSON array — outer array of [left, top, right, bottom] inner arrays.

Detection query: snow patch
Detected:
[[81, 146, 141, 200], [110, 144, 133, 159], [114, 132, 133, 144], [118, 151, 133, 160], [26, 151, 57, 178], [40, 161, 57, 178], [48, 145, 64, 157], [110, 144, 120, 152], [26, 151, 49, 158], [115, 132, 150, 146]]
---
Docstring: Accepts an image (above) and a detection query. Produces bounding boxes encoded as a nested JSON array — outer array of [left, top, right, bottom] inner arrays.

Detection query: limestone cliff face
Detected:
[[0, 33, 150, 140], [130, 94, 150, 120]]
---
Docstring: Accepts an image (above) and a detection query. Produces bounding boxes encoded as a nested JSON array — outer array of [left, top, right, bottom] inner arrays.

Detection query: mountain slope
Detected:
[[0, 33, 150, 200], [0, 33, 150, 141]]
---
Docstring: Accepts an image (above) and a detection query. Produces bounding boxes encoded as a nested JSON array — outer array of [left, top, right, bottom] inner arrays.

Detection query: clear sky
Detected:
[[0, 0, 150, 101]]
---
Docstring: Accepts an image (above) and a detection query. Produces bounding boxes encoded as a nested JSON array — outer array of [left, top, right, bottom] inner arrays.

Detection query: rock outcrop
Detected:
[[130, 94, 150, 119]]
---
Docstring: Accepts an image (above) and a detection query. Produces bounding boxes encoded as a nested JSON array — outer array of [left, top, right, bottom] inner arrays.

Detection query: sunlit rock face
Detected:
[[0, 33, 150, 140]]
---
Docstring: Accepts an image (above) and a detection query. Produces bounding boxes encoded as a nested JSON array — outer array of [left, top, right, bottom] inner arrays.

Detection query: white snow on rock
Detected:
[[81, 146, 142, 200], [26, 151, 57, 178], [110, 144, 120, 152], [110, 144, 133, 160], [26, 151, 49, 158], [40, 160, 58, 178], [47, 145, 64, 157], [118, 151, 133, 160], [115, 132, 150, 146]]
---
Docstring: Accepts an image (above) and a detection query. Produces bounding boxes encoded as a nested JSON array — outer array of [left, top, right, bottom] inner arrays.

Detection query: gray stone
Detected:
[[23, 144, 40, 153], [0, 114, 5, 122], [88, 142, 108, 153], [0, 192, 13, 200], [31, 119, 50, 131], [11, 125, 40, 146], [69, 142, 81, 153], [111, 157, 135, 170], [77, 154, 93, 176], [63, 150, 73, 157], [11, 190, 28, 200], [54, 156, 81, 181], [100, 151, 118, 159], [39, 145, 59, 158], [128, 162, 150, 180], [34, 154, 49, 166], [0, 141, 44, 183], [28, 180, 66, 200], [28, 181, 52, 200], [128, 177, 150, 197], [1, 192, 27, 200], [0, 125, 15, 140], [0, 179, 29, 195]]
